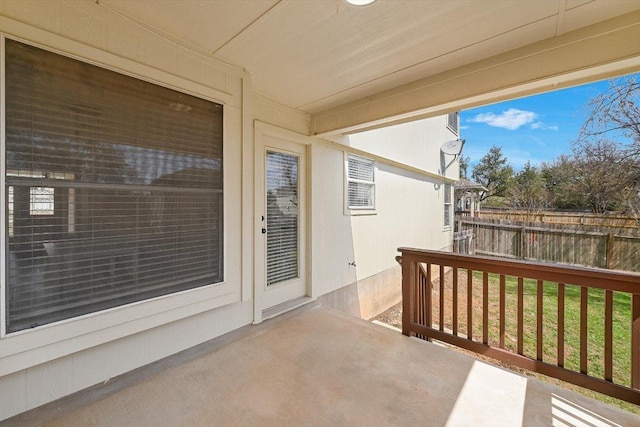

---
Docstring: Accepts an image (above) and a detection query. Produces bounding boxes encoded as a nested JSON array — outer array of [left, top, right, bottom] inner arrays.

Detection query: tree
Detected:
[[541, 156, 589, 210], [459, 155, 470, 179], [570, 139, 637, 213], [509, 162, 549, 218], [578, 76, 640, 157], [569, 76, 640, 213], [471, 145, 514, 203]]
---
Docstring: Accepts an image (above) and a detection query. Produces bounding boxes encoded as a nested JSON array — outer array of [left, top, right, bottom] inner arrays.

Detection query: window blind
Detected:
[[266, 151, 299, 286], [444, 183, 452, 227], [447, 112, 459, 134], [4, 40, 224, 333], [347, 155, 375, 209]]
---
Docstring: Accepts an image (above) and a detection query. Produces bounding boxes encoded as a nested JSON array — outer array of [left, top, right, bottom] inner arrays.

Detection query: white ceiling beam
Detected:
[[310, 9, 640, 137]]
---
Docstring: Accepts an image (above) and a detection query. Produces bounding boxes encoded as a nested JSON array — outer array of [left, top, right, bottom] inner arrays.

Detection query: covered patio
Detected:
[[2, 1, 640, 422], [7, 304, 639, 426]]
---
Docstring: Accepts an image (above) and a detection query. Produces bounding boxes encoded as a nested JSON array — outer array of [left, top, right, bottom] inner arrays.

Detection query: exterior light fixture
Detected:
[[346, 0, 377, 6]]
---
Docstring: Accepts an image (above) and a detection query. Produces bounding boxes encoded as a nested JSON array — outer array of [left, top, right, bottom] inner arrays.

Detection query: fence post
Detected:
[[401, 252, 414, 337], [607, 233, 616, 270], [521, 226, 527, 260]]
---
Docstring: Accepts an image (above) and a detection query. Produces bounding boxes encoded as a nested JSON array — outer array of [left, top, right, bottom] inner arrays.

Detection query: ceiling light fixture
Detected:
[[346, 0, 377, 6]]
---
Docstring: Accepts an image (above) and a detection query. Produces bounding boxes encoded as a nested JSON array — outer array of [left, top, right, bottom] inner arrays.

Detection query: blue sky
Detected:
[[460, 77, 631, 171]]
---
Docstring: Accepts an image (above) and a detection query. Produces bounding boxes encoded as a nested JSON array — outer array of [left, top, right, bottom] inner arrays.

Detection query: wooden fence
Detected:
[[477, 210, 640, 231], [399, 248, 640, 405], [457, 217, 640, 272]]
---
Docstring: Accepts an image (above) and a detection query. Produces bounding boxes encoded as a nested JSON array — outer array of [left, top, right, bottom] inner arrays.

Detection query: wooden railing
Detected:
[[399, 248, 640, 405]]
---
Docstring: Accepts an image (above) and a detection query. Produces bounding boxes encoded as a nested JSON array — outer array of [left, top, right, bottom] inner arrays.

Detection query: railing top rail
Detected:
[[475, 210, 637, 219], [458, 219, 611, 236], [398, 248, 640, 293]]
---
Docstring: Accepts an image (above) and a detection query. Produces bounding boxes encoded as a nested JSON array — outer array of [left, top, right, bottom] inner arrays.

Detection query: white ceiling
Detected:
[[101, 0, 640, 117]]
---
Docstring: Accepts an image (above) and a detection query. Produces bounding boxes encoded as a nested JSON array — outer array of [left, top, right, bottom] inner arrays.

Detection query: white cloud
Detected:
[[530, 121, 558, 131], [469, 108, 537, 130]]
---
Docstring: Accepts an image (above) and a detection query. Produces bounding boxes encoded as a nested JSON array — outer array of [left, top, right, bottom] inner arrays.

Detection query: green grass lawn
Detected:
[[429, 269, 637, 414]]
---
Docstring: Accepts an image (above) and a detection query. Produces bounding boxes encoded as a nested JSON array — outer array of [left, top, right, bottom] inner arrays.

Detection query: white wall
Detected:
[[310, 118, 458, 297], [346, 116, 458, 174]]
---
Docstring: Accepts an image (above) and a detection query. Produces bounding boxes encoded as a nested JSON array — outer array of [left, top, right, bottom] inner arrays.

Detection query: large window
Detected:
[[4, 40, 224, 333], [346, 154, 375, 211]]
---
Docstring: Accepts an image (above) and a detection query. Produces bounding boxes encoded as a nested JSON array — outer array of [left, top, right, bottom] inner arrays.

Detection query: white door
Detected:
[[255, 133, 307, 312]]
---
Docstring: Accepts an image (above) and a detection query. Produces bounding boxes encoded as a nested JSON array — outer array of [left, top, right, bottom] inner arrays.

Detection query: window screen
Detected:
[[4, 40, 224, 333], [347, 154, 375, 210]]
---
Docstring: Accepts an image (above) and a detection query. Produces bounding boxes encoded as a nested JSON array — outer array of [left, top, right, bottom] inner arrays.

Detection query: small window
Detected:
[[447, 112, 459, 135], [346, 153, 375, 211], [30, 187, 55, 215], [444, 183, 452, 228]]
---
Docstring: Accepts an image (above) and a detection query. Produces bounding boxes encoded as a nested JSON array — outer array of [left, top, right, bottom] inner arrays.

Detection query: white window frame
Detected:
[[444, 182, 453, 229], [0, 32, 242, 375], [4, 38, 227, 334], [344, 152, 376, 215]]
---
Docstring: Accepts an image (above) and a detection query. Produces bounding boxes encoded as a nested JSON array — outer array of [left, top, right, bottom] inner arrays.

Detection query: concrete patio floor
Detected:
[[5, 304, 640, 426]]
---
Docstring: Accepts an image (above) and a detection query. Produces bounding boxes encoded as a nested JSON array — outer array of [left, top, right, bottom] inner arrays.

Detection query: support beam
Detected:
[[311, 10, 640, 136]]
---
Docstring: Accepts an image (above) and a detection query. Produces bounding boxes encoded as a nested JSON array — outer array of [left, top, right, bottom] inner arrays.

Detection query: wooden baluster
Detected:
[[426, 264, 432, 329], [517, 277, 524, 355], [580, 286, 588, 375], [417, 265, 423, 340], [558, 283, 565, 368], [537, 280, 543, 361], [414, 264, 420, 325], [453, 267, 458, 336], [632, 294, 640, 389], [483, 272, 489, 345], [604, 290, 613, 382], [499, 275, 506, 349], [416, 263, 424, 339], [440, 265, 445, 331], [467, 269, 473, 340]]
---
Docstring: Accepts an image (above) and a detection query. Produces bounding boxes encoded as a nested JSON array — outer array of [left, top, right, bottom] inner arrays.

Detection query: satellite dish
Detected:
[[440, 139, 465, 156]]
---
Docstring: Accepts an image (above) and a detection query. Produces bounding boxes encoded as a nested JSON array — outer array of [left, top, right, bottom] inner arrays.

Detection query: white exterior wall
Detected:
[[0, 1, 456, 420], [311, 119, 458, 296], [347, 117, 457, 174]]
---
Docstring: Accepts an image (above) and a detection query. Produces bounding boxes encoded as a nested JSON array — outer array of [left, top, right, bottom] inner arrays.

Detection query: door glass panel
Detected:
[[266, 151, 299, 286]]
